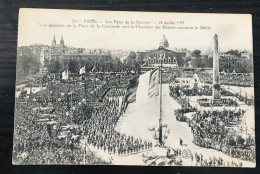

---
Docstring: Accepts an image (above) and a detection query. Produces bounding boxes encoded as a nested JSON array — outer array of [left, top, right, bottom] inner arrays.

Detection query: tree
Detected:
[[68, 59, 79, 74], [125, 51, 136, 65], [191, 49, 201, 58], [236, 59, 253, 73], [54, 58, 63, 73], [207, 57, 213, 68], [186, 56, 192, 62], [176, 56, 186, 67], [47, 57, 63, 74], [226, 49, 241, 57], [191, 58, 198, 68], [43, 58, 50, 67], [115, 58, 123, 72], [17, 54, 40, 78]]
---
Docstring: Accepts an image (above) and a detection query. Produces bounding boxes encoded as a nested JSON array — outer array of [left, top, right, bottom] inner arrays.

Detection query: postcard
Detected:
[[13, 8, 255, 167]]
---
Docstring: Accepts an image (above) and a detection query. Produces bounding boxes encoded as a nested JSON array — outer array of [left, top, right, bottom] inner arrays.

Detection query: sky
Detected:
[[18, 8, 253, 52]]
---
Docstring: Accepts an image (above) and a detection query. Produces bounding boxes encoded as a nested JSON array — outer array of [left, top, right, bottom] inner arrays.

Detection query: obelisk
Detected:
[[212, 34, 221, 100]]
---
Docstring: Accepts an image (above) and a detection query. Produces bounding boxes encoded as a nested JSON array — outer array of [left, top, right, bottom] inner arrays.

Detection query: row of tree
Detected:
[[184, 49, 253, 73], [17, 50, 142, 79], [44, 55, 141, 75], [16, 48, 253, 80]]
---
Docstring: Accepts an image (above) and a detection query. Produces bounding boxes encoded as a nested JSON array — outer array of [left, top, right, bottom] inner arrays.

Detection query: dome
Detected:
[[159, 34, 169, 48]]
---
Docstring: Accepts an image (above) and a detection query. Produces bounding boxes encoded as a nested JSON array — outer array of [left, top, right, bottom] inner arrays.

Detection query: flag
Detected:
[[148, 69, 159, 98], [79, 66, 86, 75], [92, 63, 96, 72], [62, 70, 69, 80]]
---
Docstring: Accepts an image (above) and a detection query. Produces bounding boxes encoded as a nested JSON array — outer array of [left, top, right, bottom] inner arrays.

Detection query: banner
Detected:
[[92, 64, 96, 72], [148, 68, 159, 98], [62, 69, 69, 80], [79, 66, 86, 75]]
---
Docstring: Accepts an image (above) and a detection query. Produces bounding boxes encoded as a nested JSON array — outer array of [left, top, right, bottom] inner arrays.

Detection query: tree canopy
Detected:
[[191, 49, 201, 58]]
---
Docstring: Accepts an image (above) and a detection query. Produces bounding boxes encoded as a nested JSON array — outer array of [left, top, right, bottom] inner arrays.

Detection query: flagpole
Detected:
[[70, 89, 73, 124], [159, 50, 163, 146]]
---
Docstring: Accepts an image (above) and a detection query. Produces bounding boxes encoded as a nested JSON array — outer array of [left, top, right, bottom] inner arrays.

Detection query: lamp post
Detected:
[[84, 81, 87, 96]]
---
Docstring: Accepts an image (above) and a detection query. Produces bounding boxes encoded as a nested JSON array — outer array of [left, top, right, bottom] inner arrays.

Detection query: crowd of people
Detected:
[[220, 73, 253, 87], [173, 85, 212, 97], [175, 109, 256, 162], [13, 65, 255, 165], [193, 152, 243, 167], [192, 133, 255, 163], [13, 71, 151, 164], [83, 87, 153, 156], [197, 72, 212, 84], [143, 147, 246, 167], [169, 75, 252, 106], [197, 72, 253, 87], [169, 86, 195, 110], [13, 93, 87, 164], [191, 110, 245, 136], [169, 74, 255, 163], [13, 80, 108, 164], [197, 98, 238, 107]]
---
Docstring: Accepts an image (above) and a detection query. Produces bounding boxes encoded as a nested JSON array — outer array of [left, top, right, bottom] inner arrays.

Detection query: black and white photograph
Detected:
[[12, 8, 255, 167]]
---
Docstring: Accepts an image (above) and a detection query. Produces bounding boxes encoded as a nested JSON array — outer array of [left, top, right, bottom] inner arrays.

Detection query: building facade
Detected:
[[49, 34, 111, 61], [137, 35, 186, 68]]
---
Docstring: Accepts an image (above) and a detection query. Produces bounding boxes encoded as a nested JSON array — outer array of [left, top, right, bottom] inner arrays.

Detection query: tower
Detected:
[[60, 35, 64, 46], [212, 34, 221, 100], [60, 35, 65, 54], [52, 34, 56, 46]]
